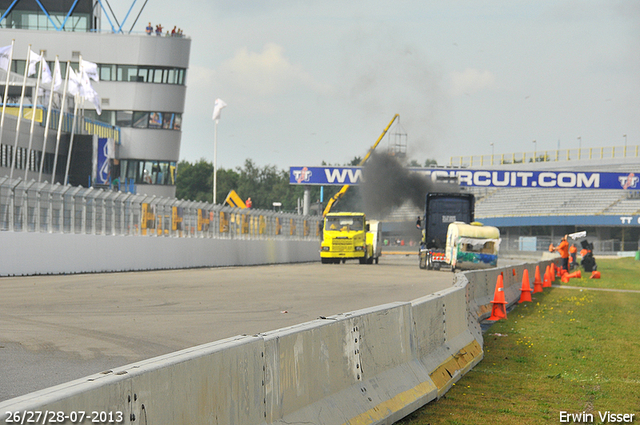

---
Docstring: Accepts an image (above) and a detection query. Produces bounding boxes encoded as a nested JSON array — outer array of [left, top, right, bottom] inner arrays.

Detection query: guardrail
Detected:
[[0, 176, 322, 240], [0, 260, 557, 425], [450, 144, 639, 167]]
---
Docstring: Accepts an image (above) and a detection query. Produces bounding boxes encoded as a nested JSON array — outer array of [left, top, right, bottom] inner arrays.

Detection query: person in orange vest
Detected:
[[245, 197, 252, 208], [553, 235, 570, 271], [569, 244, 578, 270]]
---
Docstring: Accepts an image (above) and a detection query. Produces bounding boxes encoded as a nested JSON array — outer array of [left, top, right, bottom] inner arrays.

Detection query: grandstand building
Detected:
[[383, 148, 640, 254], [468, 155, 640, 253], [0, 0, 190, 198]]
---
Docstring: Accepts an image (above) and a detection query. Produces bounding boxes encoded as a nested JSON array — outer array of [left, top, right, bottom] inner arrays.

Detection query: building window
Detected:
[[116, 111, 133, 127], [119, 159, 177, 185], [87, 110, 182, 130], [132, 112, 149, 128], [0, 11, 89, 32], [97, 64, 186, 85]]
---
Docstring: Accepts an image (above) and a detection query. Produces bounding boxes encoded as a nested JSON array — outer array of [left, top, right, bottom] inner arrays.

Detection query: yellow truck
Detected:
[[320, 212, 381, 264]]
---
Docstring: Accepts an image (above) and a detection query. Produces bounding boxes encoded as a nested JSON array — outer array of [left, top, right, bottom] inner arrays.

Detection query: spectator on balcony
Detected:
[[146, 23, 153, 35]]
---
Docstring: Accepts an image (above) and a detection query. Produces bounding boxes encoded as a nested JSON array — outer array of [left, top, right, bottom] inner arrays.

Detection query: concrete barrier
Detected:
[[0, 260, 558, 425], [1, 336, 266, 425], [0, 232, 320, 276], [262, 303, 435, 425]]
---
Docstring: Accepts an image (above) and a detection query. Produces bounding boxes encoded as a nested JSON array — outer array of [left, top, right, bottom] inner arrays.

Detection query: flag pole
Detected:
[[0, 39, 15, 151], [64, 56, 82, 186], [211, 98, 227, 204], [39, 56, 58, 182], [25, 50, 44, 181], [51, 61, 70, 187], [9, 45, 31, 181], [64, 94, 79, 186], [213, 118, 218, 204]]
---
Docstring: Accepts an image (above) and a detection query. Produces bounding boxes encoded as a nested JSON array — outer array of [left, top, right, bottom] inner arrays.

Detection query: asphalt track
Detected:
[[0, 254, 464, 401]]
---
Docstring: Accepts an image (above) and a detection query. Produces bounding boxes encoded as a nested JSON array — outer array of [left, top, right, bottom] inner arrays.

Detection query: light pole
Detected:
[[577, 136, 581, 159], [533, 140, 536, 162], [490, 142, 494, 165]]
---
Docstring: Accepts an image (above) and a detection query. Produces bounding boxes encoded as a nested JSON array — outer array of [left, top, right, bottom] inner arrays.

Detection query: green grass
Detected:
[[398, 258, 640, 425]]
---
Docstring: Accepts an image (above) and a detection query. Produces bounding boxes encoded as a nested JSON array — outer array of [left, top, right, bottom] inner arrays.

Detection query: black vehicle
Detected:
[[418, 192, 475, 271]]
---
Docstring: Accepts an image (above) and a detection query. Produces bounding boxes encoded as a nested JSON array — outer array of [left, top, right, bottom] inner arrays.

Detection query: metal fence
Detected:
[[0, 176, 322, 240], [450, 144, 639, 168]]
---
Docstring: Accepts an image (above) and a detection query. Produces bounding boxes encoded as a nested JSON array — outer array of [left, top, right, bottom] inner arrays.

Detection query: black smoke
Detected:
[[360, 153, 458, 219]]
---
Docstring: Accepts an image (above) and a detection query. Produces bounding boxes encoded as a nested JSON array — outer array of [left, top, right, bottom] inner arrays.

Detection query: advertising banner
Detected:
[[93, 137, 115, 185], [289, 166, 639, 190]]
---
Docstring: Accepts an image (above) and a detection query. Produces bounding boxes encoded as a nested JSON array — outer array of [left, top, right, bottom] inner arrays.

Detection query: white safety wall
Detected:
[[0, 232, 320, 276]]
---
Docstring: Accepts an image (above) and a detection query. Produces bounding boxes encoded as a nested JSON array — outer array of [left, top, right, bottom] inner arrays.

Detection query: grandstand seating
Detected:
[[383, 188, 640, 221], [473, 188, 639, 218]]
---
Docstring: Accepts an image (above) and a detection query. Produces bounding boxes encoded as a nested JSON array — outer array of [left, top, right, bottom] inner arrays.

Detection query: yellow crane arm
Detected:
[[322, 114, 399, 217]]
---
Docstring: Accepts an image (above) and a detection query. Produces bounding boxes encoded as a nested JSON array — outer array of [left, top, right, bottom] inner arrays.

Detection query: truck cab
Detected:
[[419, 192, 475, 270], [320, 212, 379, 264]]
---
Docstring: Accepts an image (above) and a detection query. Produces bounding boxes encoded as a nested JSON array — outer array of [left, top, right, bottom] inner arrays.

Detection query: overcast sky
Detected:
[[110, 1, 639, 170]]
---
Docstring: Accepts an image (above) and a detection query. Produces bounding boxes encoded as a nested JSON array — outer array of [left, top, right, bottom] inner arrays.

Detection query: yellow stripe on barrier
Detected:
[[343, 380, 437, 425], [429, 340, 483, 393]]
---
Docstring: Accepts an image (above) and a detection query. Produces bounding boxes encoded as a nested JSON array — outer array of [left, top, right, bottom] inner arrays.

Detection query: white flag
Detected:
[[67, 67, 82, 96], [53, 57, 62, 92], [80, 68, 101, 115], [28, 50, 43, 76], [568, 231, 586, 240], [212, 98, 227, 121], [40, 58, 52, 85], [80, 59, 99, 82], [0, 44, 12, 72]]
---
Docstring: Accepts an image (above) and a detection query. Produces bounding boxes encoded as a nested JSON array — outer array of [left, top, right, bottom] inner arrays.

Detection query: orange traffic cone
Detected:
[[561, 273, 570, 284], [488, 274, 507, 321], [533, 266, 543, 293], [550, 263, 556, 278], [519, 269, 532, 303], [534, 265, 542, 285], [556, 265, 563, 278], [543, 265, 552, 288], [512, 268, 517, 277], [566, 270, 581, 279], [590, 271, 601, 279]]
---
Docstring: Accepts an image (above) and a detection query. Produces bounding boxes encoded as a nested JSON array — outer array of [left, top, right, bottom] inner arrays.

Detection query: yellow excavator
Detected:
[[322, 114, 399, 217]]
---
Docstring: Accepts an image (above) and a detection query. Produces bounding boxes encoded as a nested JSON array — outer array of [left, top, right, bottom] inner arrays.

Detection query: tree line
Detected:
[[175, 157, 437, 213]]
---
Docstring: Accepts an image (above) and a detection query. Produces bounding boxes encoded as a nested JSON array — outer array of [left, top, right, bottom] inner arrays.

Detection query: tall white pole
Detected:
[[0, 39, 15, 150], [213, 119, 218, 204], [63, 56, 83, 186], [51, 61, 71, 187], [39, 56, 58, 182], [9, 45, 31, 181], [64, 95, 79, 185], [25, 50, 44, 181]]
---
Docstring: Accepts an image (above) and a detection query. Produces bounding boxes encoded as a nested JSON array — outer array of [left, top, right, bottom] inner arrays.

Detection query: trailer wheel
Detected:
[[419, 254, 427, 269], [321, 258, 330, 264]]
